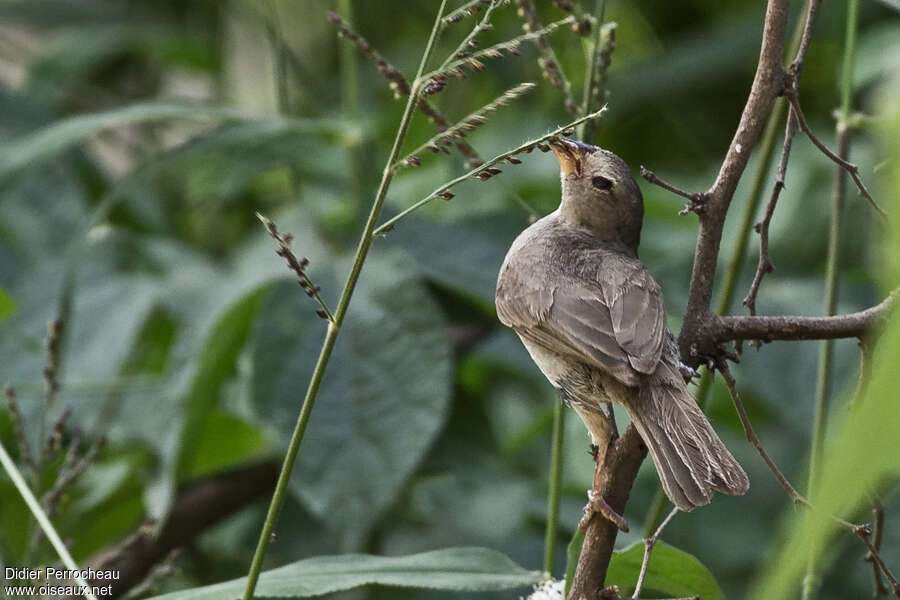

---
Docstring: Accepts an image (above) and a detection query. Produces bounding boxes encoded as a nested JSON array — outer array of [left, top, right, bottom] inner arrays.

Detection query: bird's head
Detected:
[[550, 138, 644, 254]]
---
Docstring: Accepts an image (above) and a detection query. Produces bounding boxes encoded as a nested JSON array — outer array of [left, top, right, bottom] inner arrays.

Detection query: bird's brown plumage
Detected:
[[495, 139, 748, 511]]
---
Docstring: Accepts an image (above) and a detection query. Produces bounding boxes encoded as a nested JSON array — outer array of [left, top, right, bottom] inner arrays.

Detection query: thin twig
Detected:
[[632, 507, 679, 599], [743, 108, 796, 317], [716, 360, 805, 504], [856, 526, 900, 596], [864, 501, 889, 596], [639, 167, 707, 215], [374, 107, 606, 235], [785, 91, 886, 217], [716, 359, 900, 593]]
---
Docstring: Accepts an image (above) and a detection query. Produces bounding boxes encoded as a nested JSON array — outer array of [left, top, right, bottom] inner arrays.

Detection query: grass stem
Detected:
[[239, 3, 449, 598]]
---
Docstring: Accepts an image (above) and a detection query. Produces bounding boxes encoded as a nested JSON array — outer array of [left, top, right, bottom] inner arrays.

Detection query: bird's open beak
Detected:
[[549, 138, 597, 178]]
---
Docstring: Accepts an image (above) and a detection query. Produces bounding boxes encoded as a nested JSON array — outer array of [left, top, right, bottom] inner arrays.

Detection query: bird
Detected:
[[495, 138, 749, 518]]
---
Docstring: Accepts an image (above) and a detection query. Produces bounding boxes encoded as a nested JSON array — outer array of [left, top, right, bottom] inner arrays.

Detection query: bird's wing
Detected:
[[496, 260, 666, 387], [497, 255, 666, 386], [600, 261, 667, 375]]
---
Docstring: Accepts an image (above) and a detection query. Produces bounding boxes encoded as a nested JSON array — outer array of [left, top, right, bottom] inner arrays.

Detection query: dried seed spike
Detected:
[[439, 190, 455, 201], [486, 167, 502, 175], [283, 234, 293, 244], [316, 310, 327, 319], [507, 156, 522, 164], [405, 156, 422, 167], [538, 143, 551, 152], [299, 257, 309, 269]]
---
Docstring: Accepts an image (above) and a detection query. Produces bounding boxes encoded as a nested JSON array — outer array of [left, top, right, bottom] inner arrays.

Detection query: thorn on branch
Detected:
[[256, 213, 335, 323], [639, 167, 708, 215]]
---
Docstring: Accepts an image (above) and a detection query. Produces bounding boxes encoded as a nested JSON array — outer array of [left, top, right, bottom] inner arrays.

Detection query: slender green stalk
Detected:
[[803, 2, 857, 597], [0, 441, 97, 600], [373, 107, 606, 235], [577, 0, 608, 141], [240, 3, 448, 598], [543, 399, 566, 575]]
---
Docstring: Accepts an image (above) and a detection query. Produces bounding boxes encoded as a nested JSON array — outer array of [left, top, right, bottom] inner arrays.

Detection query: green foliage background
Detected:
[[0, 1, 898, 598]]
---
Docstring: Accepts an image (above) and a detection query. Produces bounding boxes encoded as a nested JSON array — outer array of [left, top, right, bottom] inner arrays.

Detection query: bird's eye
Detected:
[[592, 175, 613, 190]]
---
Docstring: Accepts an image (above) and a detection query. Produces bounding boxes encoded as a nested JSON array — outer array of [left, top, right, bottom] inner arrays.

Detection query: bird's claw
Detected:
[[678, 361, 699, 383], [579, 489, 628, 532]]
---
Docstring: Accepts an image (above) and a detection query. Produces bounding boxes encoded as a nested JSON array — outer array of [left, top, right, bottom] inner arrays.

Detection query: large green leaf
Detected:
[[0, 101, 343, 182], [250, 252, 452, 540], [146, 547, 543, 599], [605, 541, 726, 600]]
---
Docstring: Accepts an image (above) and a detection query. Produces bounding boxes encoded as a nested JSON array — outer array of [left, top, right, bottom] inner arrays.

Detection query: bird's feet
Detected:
[[579, 489, 629, 532], [677, 361, 700, 383]]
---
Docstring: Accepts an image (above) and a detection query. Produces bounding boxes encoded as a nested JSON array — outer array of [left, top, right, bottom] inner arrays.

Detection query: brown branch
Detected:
[[715, 290, 896, 343], [570, 4, 793, 596], [80, 459, 279, 598], [639, 167, 707, 215], [568, 426, 646, 600], [677, 0, 790, 365]]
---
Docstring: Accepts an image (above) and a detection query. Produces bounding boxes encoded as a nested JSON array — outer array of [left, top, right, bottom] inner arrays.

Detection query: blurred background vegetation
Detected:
[[1, 0, 899, 598]]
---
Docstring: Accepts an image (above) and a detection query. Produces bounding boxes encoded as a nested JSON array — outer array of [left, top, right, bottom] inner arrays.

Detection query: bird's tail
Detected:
[[622, 362, 749, 511]]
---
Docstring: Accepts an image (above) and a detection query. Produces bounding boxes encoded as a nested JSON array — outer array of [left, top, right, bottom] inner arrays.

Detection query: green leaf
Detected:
[[250, 252, 452, 540], [179, 411, 267, 480], [0, 101, 344, 182], [176, 287, 267, 481], [146, 547, 543, 599], [606, 541, 726, 600]]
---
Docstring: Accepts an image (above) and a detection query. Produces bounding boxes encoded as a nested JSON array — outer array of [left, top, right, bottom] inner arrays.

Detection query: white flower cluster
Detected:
[[524, 578, 565, 600]]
